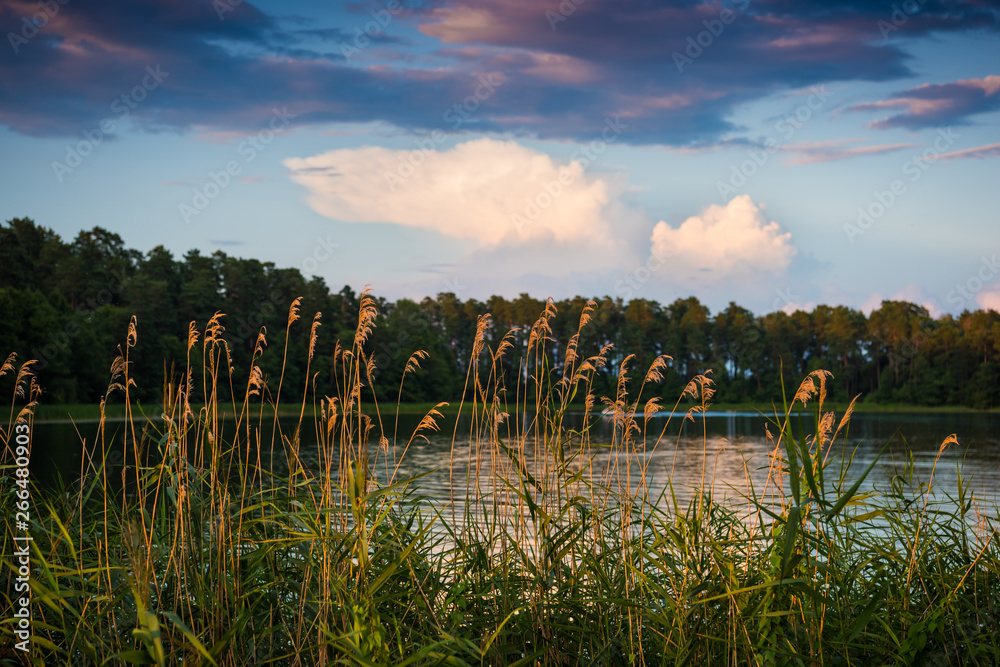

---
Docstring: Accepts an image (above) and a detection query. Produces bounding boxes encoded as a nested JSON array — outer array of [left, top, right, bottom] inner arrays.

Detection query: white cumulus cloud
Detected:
[[283, 138, 616, 246], [649, 195, 797, 286]]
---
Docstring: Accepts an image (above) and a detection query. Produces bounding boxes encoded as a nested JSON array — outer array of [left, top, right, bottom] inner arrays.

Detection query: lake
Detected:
[[26, 409, 1000, 519]]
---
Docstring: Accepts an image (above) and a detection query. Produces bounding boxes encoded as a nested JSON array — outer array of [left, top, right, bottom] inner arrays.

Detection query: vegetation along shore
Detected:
[[2, 289, 998, 665], [2, 218, 999, 411]]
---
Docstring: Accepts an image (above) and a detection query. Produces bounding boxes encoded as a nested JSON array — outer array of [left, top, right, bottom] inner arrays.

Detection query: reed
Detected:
[[1, 293, 998, 665]]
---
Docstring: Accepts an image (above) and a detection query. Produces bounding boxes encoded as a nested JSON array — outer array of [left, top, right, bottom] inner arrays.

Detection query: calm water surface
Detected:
[[29, 411, 1000, 516]]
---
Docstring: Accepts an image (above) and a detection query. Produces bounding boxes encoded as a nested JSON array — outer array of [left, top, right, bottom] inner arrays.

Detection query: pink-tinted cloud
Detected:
[[977, 285, 1000, 313], [859, 286, 941, 317], [850, 76, 1000, 129], [892, 284, 941, 318], [1, 0, 998, 147], [919, 141, 1000, 161], [859, 292, 885, 316], [779, 138, 918, 165], [781, 300, 817, 315]]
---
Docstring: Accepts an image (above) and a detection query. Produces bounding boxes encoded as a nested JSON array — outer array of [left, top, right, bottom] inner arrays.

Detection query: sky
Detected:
[[1, 0, 998, 316]]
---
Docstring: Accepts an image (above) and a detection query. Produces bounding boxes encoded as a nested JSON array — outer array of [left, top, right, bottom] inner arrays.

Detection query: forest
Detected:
[[1, 216, 998, 408]]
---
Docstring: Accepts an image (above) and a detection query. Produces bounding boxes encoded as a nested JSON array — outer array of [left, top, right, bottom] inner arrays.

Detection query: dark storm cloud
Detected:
[[0, 0, 456, 136], [0, 0, 996, 144]]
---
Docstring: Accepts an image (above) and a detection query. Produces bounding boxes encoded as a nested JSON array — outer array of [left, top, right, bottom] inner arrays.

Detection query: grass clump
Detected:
[[2, 291, 999, 665]]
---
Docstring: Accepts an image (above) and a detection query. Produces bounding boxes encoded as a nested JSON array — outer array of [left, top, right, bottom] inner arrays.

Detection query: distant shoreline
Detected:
[[26, 400, 999, 424]]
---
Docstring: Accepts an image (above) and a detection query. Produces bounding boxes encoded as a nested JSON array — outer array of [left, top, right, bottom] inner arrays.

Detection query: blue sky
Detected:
[[1, 0, 998, 315]]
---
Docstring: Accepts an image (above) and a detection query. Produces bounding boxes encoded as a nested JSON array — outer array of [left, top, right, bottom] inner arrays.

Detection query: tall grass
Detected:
[[2, 292, 999, 665]]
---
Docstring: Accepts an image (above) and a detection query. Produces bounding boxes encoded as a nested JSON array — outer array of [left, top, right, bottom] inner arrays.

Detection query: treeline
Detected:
[[1, 217, 998, 408]]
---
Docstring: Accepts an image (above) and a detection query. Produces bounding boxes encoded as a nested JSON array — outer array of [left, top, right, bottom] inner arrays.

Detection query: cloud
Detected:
[[860, 292, 885, 316], [859, 285, 941, 317], [920, 141, 1000, 161], [780, 138, 918, 165], [780, 301, 817, 315], [283, 141, 812, 307], [284, 138, 621, 246], [0, 0, 486, 137], [649, 195, 797, 287], [1, 0, 997, 146], [849, 76, 1000, 130], [283, 137, 686, 300], [976, 284, 1000, 313], [891, 284, 941, 318]]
